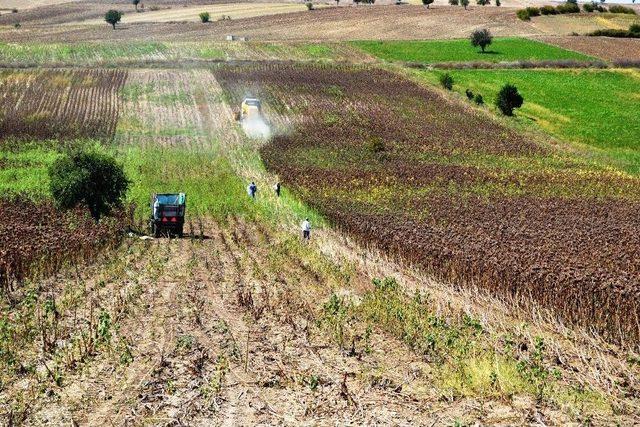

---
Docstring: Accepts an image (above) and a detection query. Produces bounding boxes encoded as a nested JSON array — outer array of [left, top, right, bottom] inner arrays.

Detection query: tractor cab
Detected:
[[240, 98, 262, 120], [150, 193, 186, 237]]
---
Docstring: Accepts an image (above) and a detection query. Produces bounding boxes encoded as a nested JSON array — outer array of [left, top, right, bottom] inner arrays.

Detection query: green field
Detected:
[[418, 68, 640, 174], [353, 38, 593, 63]]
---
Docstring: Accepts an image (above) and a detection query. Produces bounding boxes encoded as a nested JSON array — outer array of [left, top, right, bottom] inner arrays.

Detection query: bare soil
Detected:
[[535, 35, 640, 62]]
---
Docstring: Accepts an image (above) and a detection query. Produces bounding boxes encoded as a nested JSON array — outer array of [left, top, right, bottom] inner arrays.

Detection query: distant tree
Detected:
[[465, 88, 474, 100], [470, 28, 493, 52], [439, 73, 454, 90], [474, 93, 484, 105], [336, 0, 340, 5], [132, 0, 140, 12], [630, 23, 640, 33], [449, 0, 459, 5], [306, 1, 314, 9], [422, 0, 434, 8], [461, 0, 470, 8], [477, 0, 490, 5], [496, 0, 501, 6], [495, 84, 523, 116], [566, 0, 578, 3], [105, 10, 122, 29], [49, 150, 129, 222], [199, 11, 210, 22]]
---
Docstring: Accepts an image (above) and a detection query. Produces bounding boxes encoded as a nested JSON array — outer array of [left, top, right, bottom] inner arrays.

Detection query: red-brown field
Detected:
[[0, 198, 125, 293], [0, 69, 127, 141], [536, 36, 640, 62], [214, 63, 640, 346]]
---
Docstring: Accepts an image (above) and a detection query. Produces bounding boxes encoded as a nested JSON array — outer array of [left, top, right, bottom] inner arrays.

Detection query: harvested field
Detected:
[[214, 63, 640, 346], [0, 69, 126, 141], [0, 6, 543, 42], [0, 197, 124, 292], [0, 2, 136, 25], [78, 3, 332, 25], [535, 35, 640, 62]]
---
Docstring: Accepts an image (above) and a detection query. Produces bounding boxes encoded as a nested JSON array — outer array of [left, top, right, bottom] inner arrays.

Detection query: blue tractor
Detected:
[[150, 193, 186, 238]]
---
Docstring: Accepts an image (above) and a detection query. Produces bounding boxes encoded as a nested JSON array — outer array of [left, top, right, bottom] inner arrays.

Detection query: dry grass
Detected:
[[76, 3, 332, 25]]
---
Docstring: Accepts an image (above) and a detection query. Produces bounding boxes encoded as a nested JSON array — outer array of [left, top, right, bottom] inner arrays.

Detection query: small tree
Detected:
[[105, 10, 122, 29], [474, 93, 484, 105], [495, 0, 501, 6], [470, 28, 492, 52], [422, 0, 434, 8], [199, 11, 210, 22], [306, 2, 314, 10], [132, 0, 140, 12], [461, 0, 470, 9], [465, 88, 474, 100], [49, 150, 129, 221], [449, 0, 459, 5], [495, 84, 523, 116], [439, 73, 454, 90], [477, 0, 490, 5]]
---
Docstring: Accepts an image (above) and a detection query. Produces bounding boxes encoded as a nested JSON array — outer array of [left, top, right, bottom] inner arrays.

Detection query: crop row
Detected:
[[214, 63, 640, 346], [0, 69, 127, 141], [0, 198, 125, 295]]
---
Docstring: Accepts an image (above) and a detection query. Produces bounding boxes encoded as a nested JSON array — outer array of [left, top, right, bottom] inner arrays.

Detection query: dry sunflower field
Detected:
[[1, 0, 640, 425]]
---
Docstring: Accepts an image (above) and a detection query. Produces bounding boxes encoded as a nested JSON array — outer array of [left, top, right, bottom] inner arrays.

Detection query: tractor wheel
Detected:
[[152, 223, 160, 238], [177, 225, 184, 238]]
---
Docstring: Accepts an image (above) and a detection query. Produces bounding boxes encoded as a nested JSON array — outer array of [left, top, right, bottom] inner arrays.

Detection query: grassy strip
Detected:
[[416, 68, 640, 174], [353, 38, 593, 64]]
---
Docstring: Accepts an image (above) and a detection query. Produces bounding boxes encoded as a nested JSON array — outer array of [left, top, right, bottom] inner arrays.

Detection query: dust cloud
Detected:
[[241, 116, 271, 139]]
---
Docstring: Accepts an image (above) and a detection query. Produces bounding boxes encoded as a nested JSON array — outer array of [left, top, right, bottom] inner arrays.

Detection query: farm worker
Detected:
[[247, 181, 257, 199], [274, 182, 281, 198], [153, 198, 160, 219], [301, 218, 311, 241]]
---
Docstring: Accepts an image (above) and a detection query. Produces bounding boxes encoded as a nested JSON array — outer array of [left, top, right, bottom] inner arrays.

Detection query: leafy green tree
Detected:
[[132, 0, 140, 11], [105, 10, 122, 29], [199, 11, 210, 22], [48, 150, 129, 221], [470, 28, 493, 52], [461, 0, 469, 8], [449, 0, 459, 4], [422, 0, 434, 7], [495, 84, 524, 116], [477, 0, 490, 5]]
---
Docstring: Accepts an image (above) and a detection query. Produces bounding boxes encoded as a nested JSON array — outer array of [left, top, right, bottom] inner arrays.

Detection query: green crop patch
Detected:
[[353, 38, 593, 63], [417, 68, 640, 173]]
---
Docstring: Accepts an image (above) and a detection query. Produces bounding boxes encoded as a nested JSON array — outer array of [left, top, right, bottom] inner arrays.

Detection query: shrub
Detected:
[[439, 73, 454, 90], [49, 150, 129, 221], [461, 0, 469, 8], [465, 88, 474, 100], [13, 22, 20, 29], [199, 11, 210, 22], [526, 6, 541, 16], [583, 2, 594, 11], [566, 0, 577, 3], [132, 0, 140, 12], [630, 23, 640, 33], [368, 137, 386, 154], [104, 10, 123, 29], [609, 5, 636, 14], [496, 0, 501, 6], [11, 8, 17, 13], [477, 0, 490, 5], [517, 9, 531, 20], [474, 94, 484, 105], [449, 0, 459, 5], [556, 2, 580, 13], [495, 84, 524, 116], [540, 5, 557, 15], [470, 28, 493, 52], [589, 28, 640, 37], [422, 0, 434, 8], [306, 2, 314, 10]]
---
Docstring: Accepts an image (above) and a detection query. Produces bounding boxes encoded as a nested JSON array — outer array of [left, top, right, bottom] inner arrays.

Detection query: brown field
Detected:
[[0, 69, 126, 141], [0, 197, 125, 292], [0, 2, 137, 25], [0, 6, 544, 42], [536, 35, 640, 62]]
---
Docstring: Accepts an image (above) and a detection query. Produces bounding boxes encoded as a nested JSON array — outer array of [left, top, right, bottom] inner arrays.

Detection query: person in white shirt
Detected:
[[301, 218, 311, 241], [153, 199, 160, 219]]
